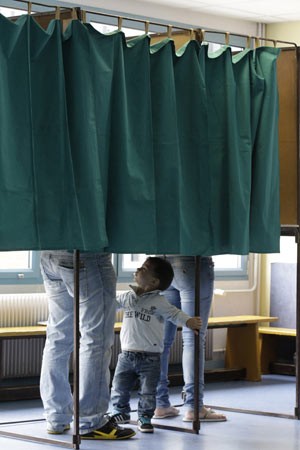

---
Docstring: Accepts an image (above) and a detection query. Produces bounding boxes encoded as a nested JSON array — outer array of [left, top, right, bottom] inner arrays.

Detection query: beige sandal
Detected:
[[183, 407, 227, 422]]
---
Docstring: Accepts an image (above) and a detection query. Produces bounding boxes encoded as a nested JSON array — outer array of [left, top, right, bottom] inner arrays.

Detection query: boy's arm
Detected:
[[186, 316, 202, 334], [157, 295, 202, 333], [116, 290, 138, 308], [157, 295, 190, 325]]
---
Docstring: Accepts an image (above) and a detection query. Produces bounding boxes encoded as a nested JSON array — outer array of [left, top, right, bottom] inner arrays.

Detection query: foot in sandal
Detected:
[[153, 406, 180, 419], [183, 407, 227, 422]]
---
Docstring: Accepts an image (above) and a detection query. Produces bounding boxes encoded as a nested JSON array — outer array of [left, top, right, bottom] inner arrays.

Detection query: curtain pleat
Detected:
[[205, 46, 252, 255], [0, 16, 281, 254], [249, 47, 281, 252]]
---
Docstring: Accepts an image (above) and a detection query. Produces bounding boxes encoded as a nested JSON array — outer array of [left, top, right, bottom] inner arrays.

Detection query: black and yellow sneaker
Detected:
[[80, 420, 136, 440]]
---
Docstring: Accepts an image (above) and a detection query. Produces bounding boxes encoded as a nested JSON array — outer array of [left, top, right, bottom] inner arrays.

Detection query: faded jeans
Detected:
[[40, 251, 116, 433], [111, 351, 161, 418], [156, 256, 214, 410]]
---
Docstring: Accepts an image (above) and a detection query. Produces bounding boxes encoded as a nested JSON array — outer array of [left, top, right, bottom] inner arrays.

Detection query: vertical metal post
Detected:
[[296, 230, 300, 418], [193, 30, 204, 430], [193, 256, 201, 433], [73, 250, 81, 449], [294, 46, 300, 418]]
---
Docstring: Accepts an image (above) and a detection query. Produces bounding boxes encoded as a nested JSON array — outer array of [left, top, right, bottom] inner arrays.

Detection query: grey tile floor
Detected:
[[0, 375, 299, 450]]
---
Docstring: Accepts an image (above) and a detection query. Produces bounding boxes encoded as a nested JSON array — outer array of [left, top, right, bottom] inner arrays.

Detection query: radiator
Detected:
[[206, 329, 213, 360], [0, 294, 213, 378], [0, 293, 48, 327], [0, 293, 48, 379], [168, 329, 214, 362], [1, 338, 45, 378]]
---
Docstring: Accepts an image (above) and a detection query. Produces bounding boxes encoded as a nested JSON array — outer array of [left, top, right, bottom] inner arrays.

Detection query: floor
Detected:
[[0, 375, 299, 450]]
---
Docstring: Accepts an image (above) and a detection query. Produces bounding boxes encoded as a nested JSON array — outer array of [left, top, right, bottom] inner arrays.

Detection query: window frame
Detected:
[[0, 251, 43, 284], [0, 252, 248, 285], [115, 254, 249, 283]]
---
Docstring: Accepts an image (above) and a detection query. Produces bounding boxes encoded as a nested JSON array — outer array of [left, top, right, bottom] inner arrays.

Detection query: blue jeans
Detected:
[[156, 256, 214, 410], [111, 351, 161, 418], [40, 251, 116, 433]]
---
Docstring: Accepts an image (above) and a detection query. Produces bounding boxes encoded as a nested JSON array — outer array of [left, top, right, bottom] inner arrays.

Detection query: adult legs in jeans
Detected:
[[40, 251, 117, 434], [155, 256, 226, 420], [155, 288, 180, 410]]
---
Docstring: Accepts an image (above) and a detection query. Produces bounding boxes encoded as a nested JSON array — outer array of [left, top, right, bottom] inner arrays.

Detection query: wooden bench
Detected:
[[0, 326, 47, 372], [0, 326, 47, 339], [0, 326, 47, 393], [0, 315, 278, 386], [117, 315, 278, 382], [210, 315, 278, 381], [259, 326, 296, 374]]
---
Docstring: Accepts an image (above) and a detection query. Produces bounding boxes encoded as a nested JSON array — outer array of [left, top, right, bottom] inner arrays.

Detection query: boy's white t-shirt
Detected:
[[116, 286, 191, 353]]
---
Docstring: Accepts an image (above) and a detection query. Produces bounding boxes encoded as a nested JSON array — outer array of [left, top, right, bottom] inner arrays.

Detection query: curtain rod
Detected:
[[11, 0, 299, 48]]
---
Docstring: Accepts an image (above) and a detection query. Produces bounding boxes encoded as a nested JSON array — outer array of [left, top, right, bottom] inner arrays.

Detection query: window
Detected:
[[269, 236, 297, 264], [213, 255, 248, 279], [0, 251, 42, 284], [0, 251, 248, 285], [116, 254, 248, 282]]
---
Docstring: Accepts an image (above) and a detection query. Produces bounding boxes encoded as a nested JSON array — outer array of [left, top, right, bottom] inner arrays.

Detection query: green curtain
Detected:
[[0, 15, 281, 254]]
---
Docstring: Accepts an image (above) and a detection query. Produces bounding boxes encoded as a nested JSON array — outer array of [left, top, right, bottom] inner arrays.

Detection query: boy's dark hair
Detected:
[[146, 257, 174, 291]]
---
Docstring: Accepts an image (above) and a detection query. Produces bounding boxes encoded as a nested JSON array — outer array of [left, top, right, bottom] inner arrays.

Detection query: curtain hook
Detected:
[[145, 20, 149, 34], [255, 37, 260, 48], [246, 36, 251, 48], [200, 29, 206, 42], [27, 2, 32, 14], [167, 25, 172, 38], [71, 8, 77, 20], [81, 10, 87, 23], [273, 39, 277, 48], [55, 6, 60, 20], [225, 32, 230, 46], [190, 28, 194, 41], [118, 17, 123, 30]]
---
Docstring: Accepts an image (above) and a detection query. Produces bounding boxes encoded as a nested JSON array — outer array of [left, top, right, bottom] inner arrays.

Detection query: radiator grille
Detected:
[[0, 293, 48, 326], [0, 295, 213, 378], [1, 338, 45, 378], [0, 293, 48, 378], [168, 329, 214, 362]]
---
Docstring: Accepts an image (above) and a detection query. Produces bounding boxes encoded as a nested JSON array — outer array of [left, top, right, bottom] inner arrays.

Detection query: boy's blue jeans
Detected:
[[156, 256, 214, 411], [40, 251, 116, 433], [111, 351, 161, 418]]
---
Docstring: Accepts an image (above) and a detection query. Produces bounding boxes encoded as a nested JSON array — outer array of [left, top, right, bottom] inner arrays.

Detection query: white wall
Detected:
[[59, 0, 259, 36], [211, 254, 259, 358], [266, 22, 300, 45]]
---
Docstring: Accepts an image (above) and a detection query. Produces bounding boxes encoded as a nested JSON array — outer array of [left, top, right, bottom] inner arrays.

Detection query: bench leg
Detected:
[[225, 324, 261, 381], [259, 334, 278, 374]]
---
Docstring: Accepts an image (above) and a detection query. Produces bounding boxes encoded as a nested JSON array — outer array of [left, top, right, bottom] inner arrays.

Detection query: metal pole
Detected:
[[192, 256, 201, 433], [295, 46, 300, 419], [73, 250, 81, 449]]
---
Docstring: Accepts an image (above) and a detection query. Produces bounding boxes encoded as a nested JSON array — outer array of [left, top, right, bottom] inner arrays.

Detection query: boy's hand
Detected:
[[186, 317, 202, 335]]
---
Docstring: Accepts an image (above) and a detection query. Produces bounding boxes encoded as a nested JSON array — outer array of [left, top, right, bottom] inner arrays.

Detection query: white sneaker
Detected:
[[47, 424, 70, 434]]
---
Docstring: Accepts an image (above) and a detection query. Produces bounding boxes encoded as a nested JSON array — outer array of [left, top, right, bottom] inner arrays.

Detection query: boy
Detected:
[[109, 257, 202, 433]]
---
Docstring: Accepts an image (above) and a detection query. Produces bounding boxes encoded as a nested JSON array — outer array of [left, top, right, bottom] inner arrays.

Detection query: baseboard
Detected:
[[0, 384, 41, 401], [0, 366, 246, 402], [168, 364, 246, 386], [269, 362, 295, 376]]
